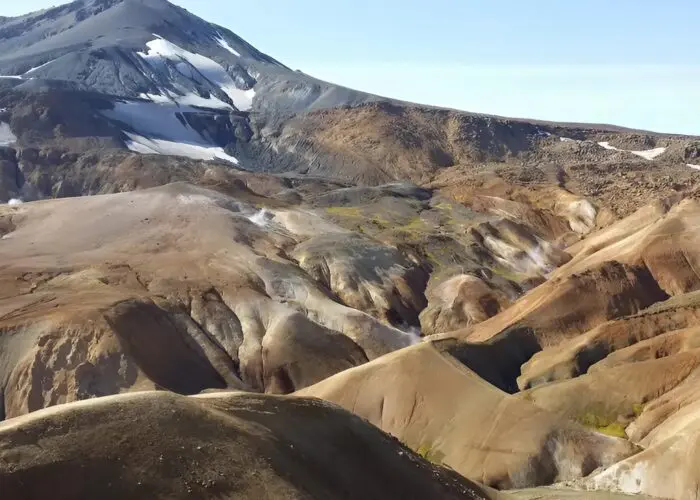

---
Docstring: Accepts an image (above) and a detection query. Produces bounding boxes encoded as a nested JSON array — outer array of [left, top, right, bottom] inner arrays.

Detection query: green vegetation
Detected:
[[324, 206, 390, 230], [325, 206, 364, 218], [433, 201, 455, 211], [396, 216, 427, 233], [415, 442, 446, 465], [490, 265, 528, 283], [632, 402, 645, 417], [369, 214, 390, 228], [596, 422, 627, 438], [577, 412, 628, 438], [423, 251, 441, 268]]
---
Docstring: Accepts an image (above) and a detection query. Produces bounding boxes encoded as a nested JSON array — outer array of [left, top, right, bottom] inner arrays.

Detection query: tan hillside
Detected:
[[297, 341, 637, 489]]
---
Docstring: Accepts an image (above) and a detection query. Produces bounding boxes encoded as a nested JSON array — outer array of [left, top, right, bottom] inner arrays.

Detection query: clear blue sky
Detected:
[[5, 0, 700, 134]]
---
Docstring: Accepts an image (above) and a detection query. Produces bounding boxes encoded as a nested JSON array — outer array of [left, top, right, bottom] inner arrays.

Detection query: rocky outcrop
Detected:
[[293, 233, 429, 328], [419, 274, 512, 335]]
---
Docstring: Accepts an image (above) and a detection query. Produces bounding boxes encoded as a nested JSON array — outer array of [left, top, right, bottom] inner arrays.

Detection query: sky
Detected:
[[4, 0, 700, 134]]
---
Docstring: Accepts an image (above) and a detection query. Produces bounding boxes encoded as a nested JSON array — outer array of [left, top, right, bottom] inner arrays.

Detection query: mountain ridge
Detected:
[[0, 0, 697, 206], [1, 0, 697, 135]]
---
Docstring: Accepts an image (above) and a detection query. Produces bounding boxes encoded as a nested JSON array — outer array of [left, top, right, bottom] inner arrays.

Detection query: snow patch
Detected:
[[531, 129, 552, 139], [564, 199, 597, 234], [598, 141, 667, 160], [397, 323, 422, 344], [103, 99, 211, 142], [485, 234, 559, 276], [227, 87, 256, 113], [176, 194, 215, 205], [591, 460, 649, 494], [247, 208, 272, 227], [215, 34, 241, 57], [139, 91, 231, 109], [687, 164, 700, 171], [124, 132, 238, 164], [0, 122, 16, 146], [102, 99, 238, 164], [632, 147, 667, 160], [24, 58, 56, 75], [138, 37, 254, 111], [0, 59, 56, 79]]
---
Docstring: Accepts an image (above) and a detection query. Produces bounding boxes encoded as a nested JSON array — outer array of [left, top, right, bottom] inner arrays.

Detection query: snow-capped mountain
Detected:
[[0, 0, 377, 164], [0, 0, 273, 101], [0, 0, 693, 196]]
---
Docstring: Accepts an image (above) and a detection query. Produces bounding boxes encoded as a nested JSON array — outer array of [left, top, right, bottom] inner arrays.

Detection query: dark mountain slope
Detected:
[[1, 0, 698, 191]]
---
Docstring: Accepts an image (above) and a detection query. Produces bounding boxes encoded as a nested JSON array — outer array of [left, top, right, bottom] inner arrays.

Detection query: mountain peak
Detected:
[[0, 0, 370, 115], [0, 0, 376, 167], [0, 0, 274, 95]]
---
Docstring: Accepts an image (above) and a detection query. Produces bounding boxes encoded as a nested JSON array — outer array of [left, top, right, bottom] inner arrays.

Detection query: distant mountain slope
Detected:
[[0, 0, 698, 199]]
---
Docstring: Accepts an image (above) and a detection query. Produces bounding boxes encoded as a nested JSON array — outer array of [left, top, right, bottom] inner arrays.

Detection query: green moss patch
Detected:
[[415, 443, 446, 465], [325, 206, 364, 218], [632, 402, 645, 417], [576, 412, 628, 438]]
